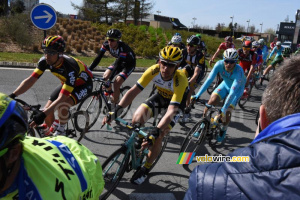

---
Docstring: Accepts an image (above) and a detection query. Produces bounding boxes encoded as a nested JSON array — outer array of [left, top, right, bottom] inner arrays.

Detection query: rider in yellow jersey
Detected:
[[102, 46, 189, 185], [0, 93, 104, 199]]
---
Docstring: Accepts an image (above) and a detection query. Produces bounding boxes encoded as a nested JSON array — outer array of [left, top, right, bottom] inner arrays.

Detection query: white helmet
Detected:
[[258, 38, 265, 45], [171, 35, 182, 45], [276, 41, 281, 46], [223, 48, 239, 61]]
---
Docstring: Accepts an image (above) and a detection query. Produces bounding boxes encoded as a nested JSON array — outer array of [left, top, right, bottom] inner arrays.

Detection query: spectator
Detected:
[[184, 56, 300, 200]]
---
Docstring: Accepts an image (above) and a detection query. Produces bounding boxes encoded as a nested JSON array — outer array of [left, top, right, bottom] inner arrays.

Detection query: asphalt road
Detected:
[[0, 67, 265, 200]]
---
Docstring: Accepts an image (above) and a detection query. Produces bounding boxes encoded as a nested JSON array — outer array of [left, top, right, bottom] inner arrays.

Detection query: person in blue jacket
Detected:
[[184, 55, 300, 200]]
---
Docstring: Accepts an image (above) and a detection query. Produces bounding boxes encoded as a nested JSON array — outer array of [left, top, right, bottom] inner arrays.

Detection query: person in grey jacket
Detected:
[[184, 55, 300, 200]]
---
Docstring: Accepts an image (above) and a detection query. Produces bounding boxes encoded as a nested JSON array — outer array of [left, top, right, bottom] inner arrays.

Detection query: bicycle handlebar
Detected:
[[115, 118, 148, 138]]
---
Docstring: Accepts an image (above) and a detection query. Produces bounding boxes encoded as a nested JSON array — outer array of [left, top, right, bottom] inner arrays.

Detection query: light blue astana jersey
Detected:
[[261, 45, 269, 61], [195, 60, 246, 113], [269, 46, 284, 59]]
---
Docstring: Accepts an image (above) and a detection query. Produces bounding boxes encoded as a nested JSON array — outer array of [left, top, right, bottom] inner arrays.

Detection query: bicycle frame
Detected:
[[103, 118, 149, 179]]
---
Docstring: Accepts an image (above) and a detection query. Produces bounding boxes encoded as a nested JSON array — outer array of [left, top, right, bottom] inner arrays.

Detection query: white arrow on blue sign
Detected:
[[31, 4, 57, 30]]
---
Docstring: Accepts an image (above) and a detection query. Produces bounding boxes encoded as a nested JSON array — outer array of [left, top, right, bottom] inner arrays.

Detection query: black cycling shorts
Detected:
[[49, 82, 93, 105], [142, 89, 188, 129], [108, 60, 136, 81]]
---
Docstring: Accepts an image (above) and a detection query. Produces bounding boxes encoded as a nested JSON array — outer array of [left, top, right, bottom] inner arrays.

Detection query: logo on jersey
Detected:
[[75, 88, 88, 100], [79, 72, 89, 81], [68, 71, 76, 85]]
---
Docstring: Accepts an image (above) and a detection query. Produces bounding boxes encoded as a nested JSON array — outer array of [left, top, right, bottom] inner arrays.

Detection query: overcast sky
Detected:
[[39, 0, 299, 32]]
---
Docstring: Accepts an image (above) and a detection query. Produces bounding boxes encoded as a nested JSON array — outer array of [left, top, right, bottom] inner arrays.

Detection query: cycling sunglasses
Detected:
[[243, 47, 251, 50], [43, 49, 58, 56], [224, 59, 236, 64], [187, 43, 196, 47], [160, 61, 176, 68]]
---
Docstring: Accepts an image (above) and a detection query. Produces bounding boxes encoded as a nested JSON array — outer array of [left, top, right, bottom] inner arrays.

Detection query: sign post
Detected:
[[30, 3, 57, 38]]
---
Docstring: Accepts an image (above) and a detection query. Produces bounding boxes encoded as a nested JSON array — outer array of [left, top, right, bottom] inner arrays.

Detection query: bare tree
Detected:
[[139, 0, 153, 24]]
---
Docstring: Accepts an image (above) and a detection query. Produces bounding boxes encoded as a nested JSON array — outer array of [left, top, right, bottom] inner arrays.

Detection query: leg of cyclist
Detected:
[[112, 64, 135, 104]]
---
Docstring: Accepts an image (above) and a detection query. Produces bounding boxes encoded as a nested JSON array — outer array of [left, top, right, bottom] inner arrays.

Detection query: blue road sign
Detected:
[[30, 4, 57, 30]]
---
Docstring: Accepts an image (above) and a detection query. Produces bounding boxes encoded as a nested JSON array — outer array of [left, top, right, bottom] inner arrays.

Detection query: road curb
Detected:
[[0, 61, 147, 72]]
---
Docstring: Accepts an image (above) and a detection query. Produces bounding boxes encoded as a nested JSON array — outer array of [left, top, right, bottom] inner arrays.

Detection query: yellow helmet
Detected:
[[159, 46, 183, 64]]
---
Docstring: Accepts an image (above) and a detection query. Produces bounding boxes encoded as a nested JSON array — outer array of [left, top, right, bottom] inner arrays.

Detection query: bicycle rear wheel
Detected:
[[76, 91, 102, 131], [179, 119, 208, 154], [100, 146, 130, 200], [119, 86, 132, 118]]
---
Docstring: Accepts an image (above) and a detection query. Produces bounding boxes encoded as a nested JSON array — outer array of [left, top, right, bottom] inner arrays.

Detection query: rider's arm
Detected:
[[268, 48, 276, 59], [211, 48, 221, 61], [118, 84, 142, 108], [12, 75, 38, 97], [43, 92, 70, 116], [89, 44, 106, 71], [157, 104, 179, 131], [195, 61, 220, 98]]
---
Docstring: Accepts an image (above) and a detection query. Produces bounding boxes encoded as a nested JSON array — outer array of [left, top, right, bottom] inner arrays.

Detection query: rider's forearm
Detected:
[[211, 49, 220, 61], [118, 84, 141, 108], [43, 93, 69, 116], [13, 76, 38, 96], [157, 105, 179, 130]]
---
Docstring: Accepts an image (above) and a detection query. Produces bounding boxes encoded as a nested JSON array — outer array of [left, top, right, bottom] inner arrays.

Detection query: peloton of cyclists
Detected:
[[179, 35, 206, 122], [193, 48, 246, 142], [9, 35, 93, 136], [102, 46, 189, 185], [89, 29, 136, 106]]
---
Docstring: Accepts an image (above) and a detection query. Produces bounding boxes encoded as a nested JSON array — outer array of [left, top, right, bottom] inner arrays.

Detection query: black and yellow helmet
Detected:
[[159, 46, 183, 64], [42, 35, 65, 52]]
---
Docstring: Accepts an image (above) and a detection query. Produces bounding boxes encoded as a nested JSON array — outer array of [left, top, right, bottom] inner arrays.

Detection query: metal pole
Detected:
[[230, 16, 234, 36]]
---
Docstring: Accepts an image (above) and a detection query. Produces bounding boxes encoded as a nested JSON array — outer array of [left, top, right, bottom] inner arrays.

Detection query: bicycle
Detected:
[[179, 99, 224, 154], [100, 117, 169, 199], [76, 74, 132, 131], [238, 67, 260, 108], [15, 99, 89, 142]]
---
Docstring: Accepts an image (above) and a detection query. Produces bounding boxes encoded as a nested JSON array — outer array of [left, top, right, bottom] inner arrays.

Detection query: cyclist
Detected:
[[270, 37, 278, 50], [260, 41, 284, 85], [9, 35, 93, 136], [196, 34, 207, 56], [102, 46, 189, 185], [0, 93, 104, 199], [258, 38, 269, 74], [237, 40, 258, 97], [210, 36, 235, 66], [252, 41, 263, 79], [89, 29, 136, 105], [179, 35, 206, 122], [167, 35, 185, 50], [193, 48, 246, 142]]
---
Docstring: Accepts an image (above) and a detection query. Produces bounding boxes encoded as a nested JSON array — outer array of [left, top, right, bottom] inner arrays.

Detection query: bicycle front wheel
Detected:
[[100, 147, 130, 200], [148, 134, 169, 172], [119, 86, 132, 118], [76, 91, 102, 131], [179, 119, 208, 154], [67, 111, 89, 142]]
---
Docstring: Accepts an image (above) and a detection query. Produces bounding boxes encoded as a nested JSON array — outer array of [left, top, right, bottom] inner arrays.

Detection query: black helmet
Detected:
[[0, 93, 28, 152], [106, 29, 122, 40], [42, 35, 65, 52], [187, 35, 200, 46]]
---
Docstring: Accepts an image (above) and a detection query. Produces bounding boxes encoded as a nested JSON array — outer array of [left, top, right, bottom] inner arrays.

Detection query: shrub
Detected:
[[76, 44, 82, 53]]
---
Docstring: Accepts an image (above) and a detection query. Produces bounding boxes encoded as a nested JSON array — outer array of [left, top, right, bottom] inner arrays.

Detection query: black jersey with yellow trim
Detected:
[[31, 55, 93, 96], [136, 64, 188, 106]]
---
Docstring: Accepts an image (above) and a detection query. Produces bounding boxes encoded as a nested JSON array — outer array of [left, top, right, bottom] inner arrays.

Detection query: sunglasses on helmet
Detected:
[[224, 59, 236, 64]]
